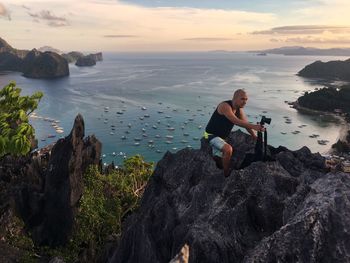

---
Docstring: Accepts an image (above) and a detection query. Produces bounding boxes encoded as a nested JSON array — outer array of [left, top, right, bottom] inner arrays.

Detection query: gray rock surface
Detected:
[[109, 130, 350, 263]]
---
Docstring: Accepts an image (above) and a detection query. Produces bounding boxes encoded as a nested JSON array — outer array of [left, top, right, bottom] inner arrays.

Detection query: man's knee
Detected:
[[222, 144, 233, 156]]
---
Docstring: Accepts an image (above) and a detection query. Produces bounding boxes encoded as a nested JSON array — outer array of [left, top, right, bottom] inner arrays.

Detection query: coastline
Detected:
[[292, 101, 350, 154]]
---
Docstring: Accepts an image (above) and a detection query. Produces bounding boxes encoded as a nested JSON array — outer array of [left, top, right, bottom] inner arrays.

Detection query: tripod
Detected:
[[254, 129, 268, 161]]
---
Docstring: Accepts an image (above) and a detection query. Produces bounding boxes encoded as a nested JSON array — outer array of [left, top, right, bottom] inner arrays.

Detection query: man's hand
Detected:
[[252, 124, 266, 132]]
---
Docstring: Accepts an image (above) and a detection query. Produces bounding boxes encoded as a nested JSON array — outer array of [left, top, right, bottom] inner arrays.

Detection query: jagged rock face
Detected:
[[22, 49, 69, 79], [75, 56, 96, 67], [109, 130, 350, 263], [28, 114, 101, 246]]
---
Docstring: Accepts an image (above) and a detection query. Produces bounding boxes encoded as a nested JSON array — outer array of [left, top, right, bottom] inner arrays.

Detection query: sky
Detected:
[[1, 0, 350, 52]]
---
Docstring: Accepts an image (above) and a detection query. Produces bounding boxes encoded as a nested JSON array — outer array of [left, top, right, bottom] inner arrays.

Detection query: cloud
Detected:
[[0, 3, 11, 20], [28, 10, 69, 26], [252, 25, 350, 35], [182, 37, 233, 41], [103, 34, 139, 38]]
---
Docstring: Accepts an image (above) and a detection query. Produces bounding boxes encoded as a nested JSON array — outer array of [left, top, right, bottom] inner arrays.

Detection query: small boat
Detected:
[[144, 114, 150, 118], [128, 123, 132, 127], [110, 132, 114, 135], [155, 134, 161, 138], [134, 142, 140, 146], [142, 128, 146, 132], [152, 125, 158, 129], [183, 133, 189, 136], [117, 111, 124, 115], [165, 115, 171, 118], [134, 137, 142, 141], [156, 149, 162, 153], [165, 135, 174, 139], [102, 154, 106, 158], [193, 137, 200, 140], [280, 132, 287, 135], [139, 116, 144, 120], [167, 127, 175, 131], [181, 140, 188, 143], [165, 141, 173, 144], [317, 140, 328, 145], [157, 120, 161, 123], [112, 152, 116, 156], [141, 106, 147, 110], [198, 125, 202, 129], [142, 134, 148, 137], [121, 136, 127, 140], [148, 140, 154, 144], [157, 111, 164, 114], [47, 134, 56, 138]]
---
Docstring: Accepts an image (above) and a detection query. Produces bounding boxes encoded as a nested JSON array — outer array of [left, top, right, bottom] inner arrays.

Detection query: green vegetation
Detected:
[[7, 155, 153, 262], [0, 81, 43, 157], [298, 85, 350, 112]]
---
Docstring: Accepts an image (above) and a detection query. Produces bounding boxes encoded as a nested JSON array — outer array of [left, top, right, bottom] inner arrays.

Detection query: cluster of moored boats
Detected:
[[29, 112, 64, 141]]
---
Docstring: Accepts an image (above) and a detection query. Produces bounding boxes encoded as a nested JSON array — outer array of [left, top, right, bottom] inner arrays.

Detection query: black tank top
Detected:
[[205, 100, 241, 139]]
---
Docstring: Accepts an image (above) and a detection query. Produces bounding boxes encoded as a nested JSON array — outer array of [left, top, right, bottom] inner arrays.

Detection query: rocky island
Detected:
[[1, 114, 350, 263], [0, 37, 69, 79], [298, 58, 350, 81]]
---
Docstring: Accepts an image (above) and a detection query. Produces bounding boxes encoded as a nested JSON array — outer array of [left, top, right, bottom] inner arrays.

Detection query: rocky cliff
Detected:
[[298, 59, 350, 81], [108, 130, 350, 263], [22, 49, 69, 79], [0, 37, 69, 78], [0, 115, 101, 250]]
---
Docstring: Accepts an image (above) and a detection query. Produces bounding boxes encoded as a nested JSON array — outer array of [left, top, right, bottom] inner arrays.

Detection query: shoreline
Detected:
[[292, 101, 350, 154]]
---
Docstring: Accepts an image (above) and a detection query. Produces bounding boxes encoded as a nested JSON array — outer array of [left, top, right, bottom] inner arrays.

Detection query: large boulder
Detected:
[[22, 49, 69, 79], [109, 130, 350, 263]]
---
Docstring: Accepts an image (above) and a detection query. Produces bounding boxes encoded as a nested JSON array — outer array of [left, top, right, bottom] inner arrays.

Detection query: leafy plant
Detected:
[[0, 81, 43, 157]]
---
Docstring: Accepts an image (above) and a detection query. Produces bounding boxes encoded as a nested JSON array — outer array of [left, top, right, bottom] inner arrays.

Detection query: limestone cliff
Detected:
[[108, 130, 350, 263]]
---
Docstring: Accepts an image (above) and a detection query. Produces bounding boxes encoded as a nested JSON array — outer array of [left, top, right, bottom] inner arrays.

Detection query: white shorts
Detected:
[[209, 136, 227, 157]]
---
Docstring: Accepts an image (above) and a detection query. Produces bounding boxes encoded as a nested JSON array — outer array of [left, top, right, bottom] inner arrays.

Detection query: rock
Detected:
[[49, 257, 66, 263], [29, 114, 101, 246], [75, 55, 96, 67], [0, 37, 68, 78], [62, 51, 84, 63], [298, 59, 350, 81], [22, 49, 69, 79], [109, 130, 350, 263], [169, 244, 189, 263], [88, 52, 103, 62]]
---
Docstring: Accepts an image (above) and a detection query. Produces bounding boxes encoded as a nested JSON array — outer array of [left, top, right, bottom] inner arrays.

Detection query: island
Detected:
[[0, 37, 69, 79], [297, 59, 350, 81]]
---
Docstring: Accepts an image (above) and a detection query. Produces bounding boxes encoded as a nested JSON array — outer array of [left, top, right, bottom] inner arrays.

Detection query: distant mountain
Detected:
[[250, 46, 350, 56], [298, 59, 350, 81]]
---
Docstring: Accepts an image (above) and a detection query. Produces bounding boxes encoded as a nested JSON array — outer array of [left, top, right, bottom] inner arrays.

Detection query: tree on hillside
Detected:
[[0, 81, 43, 157]]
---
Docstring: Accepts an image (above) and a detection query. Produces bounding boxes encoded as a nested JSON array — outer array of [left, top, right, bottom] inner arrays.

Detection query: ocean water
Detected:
[[0, 52, 347, 165]]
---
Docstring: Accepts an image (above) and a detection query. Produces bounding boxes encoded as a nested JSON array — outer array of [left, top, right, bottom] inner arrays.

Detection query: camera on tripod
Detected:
[[260, 116, 271, 126]]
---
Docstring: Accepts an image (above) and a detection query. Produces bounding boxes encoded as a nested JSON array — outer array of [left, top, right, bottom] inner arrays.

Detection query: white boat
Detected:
[[141, 106, 147, 110]]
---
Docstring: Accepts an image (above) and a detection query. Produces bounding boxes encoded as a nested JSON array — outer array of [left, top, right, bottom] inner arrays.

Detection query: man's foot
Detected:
[[213, 156, 223, 169]]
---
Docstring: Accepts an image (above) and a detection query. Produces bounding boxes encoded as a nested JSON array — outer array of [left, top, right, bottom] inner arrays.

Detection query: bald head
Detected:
[[232, 89, 248, 108], [233, 89, 246, 100]]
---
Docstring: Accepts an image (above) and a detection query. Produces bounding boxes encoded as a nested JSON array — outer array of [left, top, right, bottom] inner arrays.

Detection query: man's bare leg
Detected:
[[222, 144, 233, 177]]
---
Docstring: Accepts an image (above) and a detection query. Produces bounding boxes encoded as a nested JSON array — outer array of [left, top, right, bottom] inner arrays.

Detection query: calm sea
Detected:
[[0, 52, 347, 165]]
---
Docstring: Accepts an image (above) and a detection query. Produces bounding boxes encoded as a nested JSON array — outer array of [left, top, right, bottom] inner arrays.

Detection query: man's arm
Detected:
[[218, 103, 264, 132], [240, 110, 257, 140]]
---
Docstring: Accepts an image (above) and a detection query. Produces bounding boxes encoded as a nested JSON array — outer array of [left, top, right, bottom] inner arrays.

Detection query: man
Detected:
[[204, 89, 265, 177]]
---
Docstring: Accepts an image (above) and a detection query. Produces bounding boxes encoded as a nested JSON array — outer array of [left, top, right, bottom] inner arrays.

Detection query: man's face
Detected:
[[234, 93, 248, 108]]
